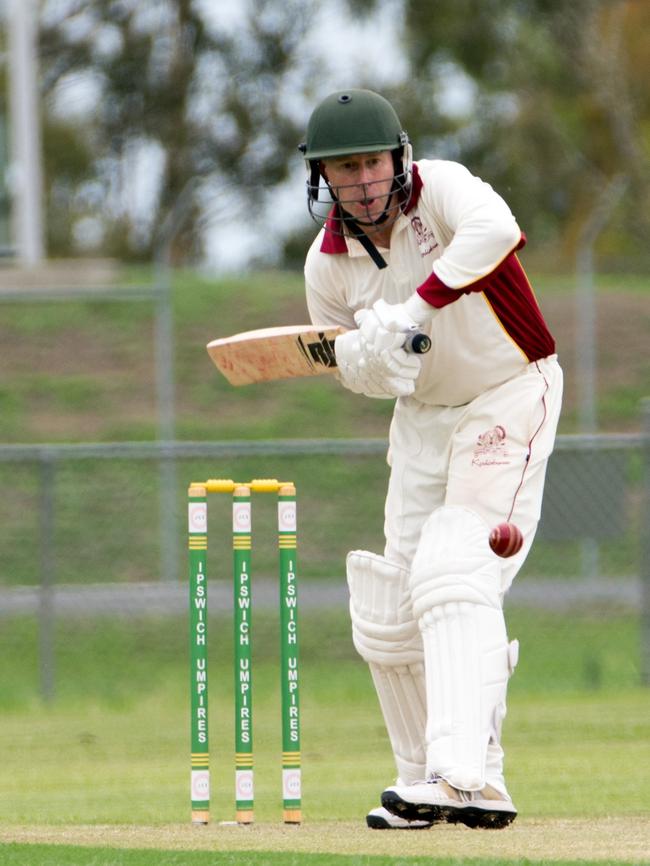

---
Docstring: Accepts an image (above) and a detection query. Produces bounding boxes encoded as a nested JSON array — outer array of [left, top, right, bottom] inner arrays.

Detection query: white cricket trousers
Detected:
[[384, 355, 563, 592]]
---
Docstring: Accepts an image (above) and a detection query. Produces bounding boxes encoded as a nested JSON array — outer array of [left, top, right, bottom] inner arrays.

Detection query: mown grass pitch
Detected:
[[2, 817, 650, 864]]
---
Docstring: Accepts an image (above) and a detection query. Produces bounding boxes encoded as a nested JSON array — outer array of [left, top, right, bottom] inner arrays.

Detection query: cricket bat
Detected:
[[206, 324, 431, 386]]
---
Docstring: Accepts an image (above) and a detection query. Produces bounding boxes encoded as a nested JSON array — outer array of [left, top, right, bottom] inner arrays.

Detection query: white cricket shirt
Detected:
[[305, 159, 555, 407]]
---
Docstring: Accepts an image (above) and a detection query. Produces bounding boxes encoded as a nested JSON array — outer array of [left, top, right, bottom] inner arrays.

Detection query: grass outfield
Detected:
[[0, 613, 648, 864], [0, 609, 643, 707], [0, 683, 648, 825]]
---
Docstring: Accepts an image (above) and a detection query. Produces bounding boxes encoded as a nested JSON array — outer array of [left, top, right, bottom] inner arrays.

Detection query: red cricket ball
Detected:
[[489, 522, 524, 558]]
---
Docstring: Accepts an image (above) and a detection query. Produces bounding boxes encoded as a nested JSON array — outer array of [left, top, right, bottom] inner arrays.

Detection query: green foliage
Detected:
[[393, 0, 650, 268], [38, 1, 318, 261], [34, 3, 650, 268], [42, 120, 95, 256]]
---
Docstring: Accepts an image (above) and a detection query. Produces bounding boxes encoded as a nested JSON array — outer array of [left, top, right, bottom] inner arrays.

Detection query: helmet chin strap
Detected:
[[319, 165, 404, 270], [340, 211, 388, 270], [337, 184, 401, 271], [340, 181, 403, 270]]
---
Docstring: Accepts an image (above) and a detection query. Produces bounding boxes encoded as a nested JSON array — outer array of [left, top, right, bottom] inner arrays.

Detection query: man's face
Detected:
[[321, 150, 395, 224]]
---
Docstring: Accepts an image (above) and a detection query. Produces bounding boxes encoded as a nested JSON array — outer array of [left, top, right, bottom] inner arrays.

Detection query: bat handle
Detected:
[[403, 330, 432, 354]]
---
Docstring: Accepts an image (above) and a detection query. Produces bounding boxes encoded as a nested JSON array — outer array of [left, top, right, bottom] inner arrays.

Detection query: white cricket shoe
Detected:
[[381, 775, 517, 829], [366, 806, 432, 830]]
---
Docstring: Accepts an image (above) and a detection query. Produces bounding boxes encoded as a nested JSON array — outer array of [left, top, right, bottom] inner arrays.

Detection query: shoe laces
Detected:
[[409, 774, 445, 786]]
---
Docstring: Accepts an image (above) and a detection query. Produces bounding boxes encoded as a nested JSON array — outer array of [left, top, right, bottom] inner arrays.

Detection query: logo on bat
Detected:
[[297, 333, 337, 369]]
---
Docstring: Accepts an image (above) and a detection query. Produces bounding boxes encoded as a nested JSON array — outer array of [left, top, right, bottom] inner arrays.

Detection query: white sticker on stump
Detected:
[[282, 768, 301, 800], [191, 770, 210, 800], [188, 502, 207, 533], [278, 501, 296, 532]]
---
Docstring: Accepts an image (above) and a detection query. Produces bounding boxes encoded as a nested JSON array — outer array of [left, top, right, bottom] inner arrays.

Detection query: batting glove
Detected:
[[355, 294, 436, 355], [334, 329, 418, 399]]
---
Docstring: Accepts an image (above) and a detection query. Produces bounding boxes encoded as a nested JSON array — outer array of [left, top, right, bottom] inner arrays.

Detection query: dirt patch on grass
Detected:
[[2, 817, 649, 861]]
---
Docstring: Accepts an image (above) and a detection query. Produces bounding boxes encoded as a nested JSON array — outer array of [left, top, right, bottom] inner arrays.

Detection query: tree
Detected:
[[38, 0, 317, 261], [34, 0, 649, 268], [392, 0, 650, 266]]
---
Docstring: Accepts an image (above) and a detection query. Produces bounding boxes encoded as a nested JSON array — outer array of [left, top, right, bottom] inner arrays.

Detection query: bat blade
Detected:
[[206, 324, 346, 385]]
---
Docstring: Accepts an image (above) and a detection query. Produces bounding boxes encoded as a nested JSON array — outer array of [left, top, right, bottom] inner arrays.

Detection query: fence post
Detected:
[[39, 455, 56, 702], [641, 399, 650, 686], [153, 182, 197, 583], [154, 273, 178, 583]]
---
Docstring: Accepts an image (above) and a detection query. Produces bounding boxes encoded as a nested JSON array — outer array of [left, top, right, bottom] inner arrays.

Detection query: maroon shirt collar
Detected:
[[403, 162, 423, 215], [319, 163, 424, 255]]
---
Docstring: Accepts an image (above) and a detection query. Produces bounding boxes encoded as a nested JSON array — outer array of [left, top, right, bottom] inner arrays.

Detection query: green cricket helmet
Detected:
[[301, 89, 407, 160], [298, 90, 413, 251]]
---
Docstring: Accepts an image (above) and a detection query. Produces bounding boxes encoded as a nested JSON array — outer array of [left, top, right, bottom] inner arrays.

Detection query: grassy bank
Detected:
[[1, 268, 648, 444]]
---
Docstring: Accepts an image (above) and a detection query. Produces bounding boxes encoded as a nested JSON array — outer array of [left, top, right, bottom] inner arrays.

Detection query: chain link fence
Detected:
[[0, 423, 648, 702]]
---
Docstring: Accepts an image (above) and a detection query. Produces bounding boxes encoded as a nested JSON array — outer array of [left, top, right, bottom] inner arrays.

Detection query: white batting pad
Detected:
[[369, 662, 427, 784], [409, 506, 511, 791], [346, 550, 422, 666], [346, 550, 426, 782], [485, 638, 519, 793]]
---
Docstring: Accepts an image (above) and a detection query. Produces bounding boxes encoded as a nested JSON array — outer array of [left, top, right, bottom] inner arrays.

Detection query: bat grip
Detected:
[[403, 330, 432, 354]]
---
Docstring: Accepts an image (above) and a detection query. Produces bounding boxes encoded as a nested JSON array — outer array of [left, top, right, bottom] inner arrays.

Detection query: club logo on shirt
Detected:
[[410, 216, 438, 256], [472, 425, 511, 466]]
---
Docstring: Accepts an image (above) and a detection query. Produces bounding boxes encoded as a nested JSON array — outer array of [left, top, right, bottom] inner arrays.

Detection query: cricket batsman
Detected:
[[299, 89, 563, 829]]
